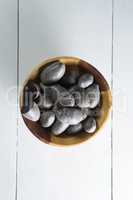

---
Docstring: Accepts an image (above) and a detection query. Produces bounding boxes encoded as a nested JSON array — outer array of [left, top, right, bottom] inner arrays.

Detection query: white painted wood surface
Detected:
[[113, 1, 133, 200], [18, 1, 112, 200], [2, 0, 133, 200], [0, 1, 17, 200]]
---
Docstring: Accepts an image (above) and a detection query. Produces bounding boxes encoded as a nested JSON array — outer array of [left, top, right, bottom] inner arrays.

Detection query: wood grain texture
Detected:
[[18, 0, 112, 200], [0, 0, 17, 200], [20, 57, 112, 146]]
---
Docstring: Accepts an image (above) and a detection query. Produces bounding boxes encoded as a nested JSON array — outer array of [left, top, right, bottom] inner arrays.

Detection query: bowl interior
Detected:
[[20, 57, 112, 146]]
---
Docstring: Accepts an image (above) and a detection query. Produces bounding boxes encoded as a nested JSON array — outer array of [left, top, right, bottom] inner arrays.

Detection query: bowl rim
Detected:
[[20, 56, 112, 147]]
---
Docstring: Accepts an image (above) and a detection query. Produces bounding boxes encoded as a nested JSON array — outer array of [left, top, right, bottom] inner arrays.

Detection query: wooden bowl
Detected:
[[20, 56, 112, 146]]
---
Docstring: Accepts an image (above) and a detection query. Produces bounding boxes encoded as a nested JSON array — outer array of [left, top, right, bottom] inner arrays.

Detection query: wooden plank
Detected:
[[113, 1, 133, 199], [19, 0, 112, 200], [0, 0, 17, 200]]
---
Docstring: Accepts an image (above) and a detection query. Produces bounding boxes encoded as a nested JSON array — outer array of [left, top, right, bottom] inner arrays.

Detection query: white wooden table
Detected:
[[0, 0, 133, 200]]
